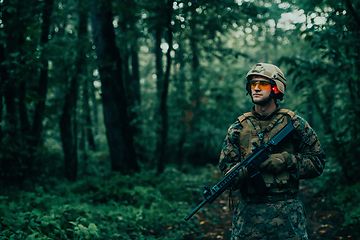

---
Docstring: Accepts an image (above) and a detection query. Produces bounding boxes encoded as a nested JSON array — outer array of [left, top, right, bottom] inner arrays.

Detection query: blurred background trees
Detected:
[[1, 0, 359, 184]]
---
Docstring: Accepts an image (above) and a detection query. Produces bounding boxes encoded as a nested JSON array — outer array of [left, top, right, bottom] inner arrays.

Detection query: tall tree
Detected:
[[59, 73, 79, 181], [32, 0, 55, 150], [59, 0, 90, 181], [150, 0, 174, 173], [113, 1, 142, 139], [0, 13, 5, 142], [82, 79, 97, 152], [89, 0, 140, 173], [168, 0, 248, 165], [0, 0, 54, 183]]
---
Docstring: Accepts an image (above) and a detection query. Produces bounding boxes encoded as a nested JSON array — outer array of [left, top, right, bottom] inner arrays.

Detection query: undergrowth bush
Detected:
[[0, 166, 219, 239], [330, 182, 360, 228]]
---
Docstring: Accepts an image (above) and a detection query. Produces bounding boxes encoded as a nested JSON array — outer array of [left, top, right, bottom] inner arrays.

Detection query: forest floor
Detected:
[[186, 179, 359, 240]]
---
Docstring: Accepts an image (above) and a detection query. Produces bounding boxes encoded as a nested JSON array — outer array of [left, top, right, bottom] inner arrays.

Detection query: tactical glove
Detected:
[[260, 151, 290, 173], [238, 167, 248, 180]]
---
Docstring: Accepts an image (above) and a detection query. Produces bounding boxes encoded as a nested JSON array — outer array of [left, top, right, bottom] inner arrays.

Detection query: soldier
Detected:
[[218, 63, 326, 240]]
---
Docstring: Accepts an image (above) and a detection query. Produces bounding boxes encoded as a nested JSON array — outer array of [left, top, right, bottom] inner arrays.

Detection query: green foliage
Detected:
[[0, 166, 218, 239], [330, 182, 360, 227], [280, 0, 360, 184], [0, 133, 30, 184]]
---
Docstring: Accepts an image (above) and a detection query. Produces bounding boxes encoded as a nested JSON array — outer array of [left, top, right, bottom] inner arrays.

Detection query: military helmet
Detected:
[[246, 63, 286, 100]]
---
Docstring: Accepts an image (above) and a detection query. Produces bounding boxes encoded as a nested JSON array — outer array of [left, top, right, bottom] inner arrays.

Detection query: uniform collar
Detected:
[[252, 105, 281, 120]]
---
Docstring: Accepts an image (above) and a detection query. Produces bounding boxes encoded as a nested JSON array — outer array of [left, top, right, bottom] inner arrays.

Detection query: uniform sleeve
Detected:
[[287, 116, 326, 180], [218, 120, 243, 174]]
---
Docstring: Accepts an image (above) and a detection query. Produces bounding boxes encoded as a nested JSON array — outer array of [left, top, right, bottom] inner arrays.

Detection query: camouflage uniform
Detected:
[[219, 107, 326, 240]]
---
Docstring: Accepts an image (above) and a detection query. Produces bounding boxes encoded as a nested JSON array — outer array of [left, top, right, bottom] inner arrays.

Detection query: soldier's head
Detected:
[[245, 63, 286, 105]]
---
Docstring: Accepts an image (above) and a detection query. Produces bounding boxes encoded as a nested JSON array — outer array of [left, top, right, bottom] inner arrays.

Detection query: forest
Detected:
[[0, 0, 360, 239]]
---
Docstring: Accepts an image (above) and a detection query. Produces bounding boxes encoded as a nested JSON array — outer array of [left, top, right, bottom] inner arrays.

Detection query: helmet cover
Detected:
[[246, 63, 286, 97]]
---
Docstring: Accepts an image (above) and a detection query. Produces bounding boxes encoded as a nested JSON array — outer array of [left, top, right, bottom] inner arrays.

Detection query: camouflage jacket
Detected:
[[218, 107, 326, 195]]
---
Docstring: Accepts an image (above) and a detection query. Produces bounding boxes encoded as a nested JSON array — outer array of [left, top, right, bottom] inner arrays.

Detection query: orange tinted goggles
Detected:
[[250, 80, 272, 91]]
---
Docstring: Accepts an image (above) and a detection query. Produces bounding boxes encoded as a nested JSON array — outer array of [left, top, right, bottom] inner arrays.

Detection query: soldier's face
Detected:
[[250, 76, 272, 103]]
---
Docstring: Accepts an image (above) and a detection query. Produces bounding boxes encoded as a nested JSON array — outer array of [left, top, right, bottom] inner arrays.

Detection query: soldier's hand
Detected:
[[260, 152, 290, 173], [232, 167, 248, 189], [225, 167, 248, 189], [238, 167, 248, 180]]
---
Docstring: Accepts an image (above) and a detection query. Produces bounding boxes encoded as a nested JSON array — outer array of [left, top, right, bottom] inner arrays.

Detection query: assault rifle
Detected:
[[184, 122, 295, 221]]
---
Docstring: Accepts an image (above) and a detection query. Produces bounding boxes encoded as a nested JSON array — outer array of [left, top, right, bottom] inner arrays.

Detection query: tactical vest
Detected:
[[238, 109, 299, 195]]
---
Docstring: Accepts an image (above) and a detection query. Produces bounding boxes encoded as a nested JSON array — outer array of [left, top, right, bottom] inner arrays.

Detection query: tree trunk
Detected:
[[156, 0, 173, 174], [32, 0, 54, 148], [1, 0, 22, 135], [189, 37, 201, 111], [0, 0, 6, 139], [174, 44, 188, 166], [187, 18, 205, 165], [18, 79, 31, 134], [83, 79, 96, 152], [131, 45, 141, 104], [89, 0, 139, 173], [89, 77, 99, 135], [59, 0, 91, 181], [59, 79, 78, 181], [154, 26, 163, 167], [0, 38, 5, 142], [122, 43, 139, 135], [0, 0, 28, 184], [79, 0, 96, 155]]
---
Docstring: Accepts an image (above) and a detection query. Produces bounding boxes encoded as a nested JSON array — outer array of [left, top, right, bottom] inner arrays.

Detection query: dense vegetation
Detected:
[[0, 0, 359, 239], [0, 166, 222, 239]]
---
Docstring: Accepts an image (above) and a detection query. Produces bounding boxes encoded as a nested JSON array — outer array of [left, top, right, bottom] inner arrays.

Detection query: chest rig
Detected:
[[238, 109, 299, 195]]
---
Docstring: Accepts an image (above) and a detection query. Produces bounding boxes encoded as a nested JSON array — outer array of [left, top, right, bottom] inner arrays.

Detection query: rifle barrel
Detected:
[[184, 199, 208, 221]]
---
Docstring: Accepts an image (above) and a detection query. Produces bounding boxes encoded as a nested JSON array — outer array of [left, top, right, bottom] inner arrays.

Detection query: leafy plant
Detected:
[[0, 166, 220, 239], [330, 182, 360, 227]]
